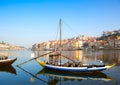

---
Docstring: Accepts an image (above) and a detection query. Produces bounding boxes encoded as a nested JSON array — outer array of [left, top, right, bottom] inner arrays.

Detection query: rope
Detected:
[[62, 20, 81, 36]]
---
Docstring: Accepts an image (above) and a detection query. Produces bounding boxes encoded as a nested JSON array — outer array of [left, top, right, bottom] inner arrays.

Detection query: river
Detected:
[[0, 50, 120, 85]]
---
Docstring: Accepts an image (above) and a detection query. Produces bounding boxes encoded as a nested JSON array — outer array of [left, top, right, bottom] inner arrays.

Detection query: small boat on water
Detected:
[[36, 58, 115, 72], [35, 19, 115, 72], [0, 56, 17, 66]]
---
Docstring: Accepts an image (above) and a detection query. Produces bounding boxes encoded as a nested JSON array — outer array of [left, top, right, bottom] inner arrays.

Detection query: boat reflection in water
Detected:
[[35, 68, 113, 85], [0, 65, 16, 75]]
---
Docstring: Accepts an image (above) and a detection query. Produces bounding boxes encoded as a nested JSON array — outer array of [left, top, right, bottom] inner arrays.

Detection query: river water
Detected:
[[0, 50, 120, 85]]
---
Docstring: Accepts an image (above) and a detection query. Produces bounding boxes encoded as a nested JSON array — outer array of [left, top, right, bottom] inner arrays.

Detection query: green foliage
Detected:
[[0, 41, 6, 44]]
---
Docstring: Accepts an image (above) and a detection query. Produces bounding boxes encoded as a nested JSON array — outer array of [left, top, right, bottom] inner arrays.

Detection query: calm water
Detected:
[[0, 50, 120, 85]]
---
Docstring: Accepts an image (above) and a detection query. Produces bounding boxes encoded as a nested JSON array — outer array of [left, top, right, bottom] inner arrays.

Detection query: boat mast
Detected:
[[60, 18, 62, 52], [60, 18, 62, 65]]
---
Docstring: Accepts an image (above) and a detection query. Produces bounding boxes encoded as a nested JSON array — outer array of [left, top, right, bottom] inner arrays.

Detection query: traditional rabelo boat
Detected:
[[35, 19, 115, 72], [0, 56, 17, 66], [36, 58, 115, 72]]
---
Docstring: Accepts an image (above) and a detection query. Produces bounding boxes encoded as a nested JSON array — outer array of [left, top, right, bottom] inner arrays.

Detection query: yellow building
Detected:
[[116, 35, 120, 40], [74, 40, 83, 50]]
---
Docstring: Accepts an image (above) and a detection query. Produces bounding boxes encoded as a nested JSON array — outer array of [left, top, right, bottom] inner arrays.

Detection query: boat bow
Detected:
[[35, 59, 46, 67]]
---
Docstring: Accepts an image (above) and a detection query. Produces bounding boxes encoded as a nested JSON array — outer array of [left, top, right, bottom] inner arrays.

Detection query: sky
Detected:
[[0, 0, 120, 48]]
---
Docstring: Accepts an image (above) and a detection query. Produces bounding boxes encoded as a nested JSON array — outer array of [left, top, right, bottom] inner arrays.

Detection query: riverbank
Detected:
[[0, 44, 26, 50], [97, 48, 120, 50]]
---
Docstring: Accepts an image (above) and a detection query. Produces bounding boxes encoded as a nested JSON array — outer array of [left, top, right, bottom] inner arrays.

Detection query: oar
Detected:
[[16, 51, 53, 66]]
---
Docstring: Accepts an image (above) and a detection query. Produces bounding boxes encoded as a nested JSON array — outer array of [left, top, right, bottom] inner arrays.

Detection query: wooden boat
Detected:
[[36, 59, 115, 72], [0, 56, 17, 66], [35, 19, 115, 72]]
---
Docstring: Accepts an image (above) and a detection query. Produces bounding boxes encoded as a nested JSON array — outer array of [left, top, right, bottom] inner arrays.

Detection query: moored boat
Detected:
[[35, 58, 115, 72], [0, 56, 17, 66], [35, 19, 115, 72]]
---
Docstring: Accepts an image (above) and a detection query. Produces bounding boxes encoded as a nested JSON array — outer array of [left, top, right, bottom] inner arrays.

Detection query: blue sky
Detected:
[[0, 0, 120, 47]]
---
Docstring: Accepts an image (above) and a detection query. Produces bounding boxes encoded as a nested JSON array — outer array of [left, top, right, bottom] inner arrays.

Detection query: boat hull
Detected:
[[0, 58, 17, 66], [35, 59, 115, 72], [45, 65, 107, 72]]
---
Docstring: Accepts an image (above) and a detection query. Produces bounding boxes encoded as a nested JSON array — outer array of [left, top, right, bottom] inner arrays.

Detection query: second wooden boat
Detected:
[[0, 56, 17, 66]]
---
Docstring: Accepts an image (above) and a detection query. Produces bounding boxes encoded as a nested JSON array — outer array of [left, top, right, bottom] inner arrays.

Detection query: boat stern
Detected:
[[105, 63, 116, 69]]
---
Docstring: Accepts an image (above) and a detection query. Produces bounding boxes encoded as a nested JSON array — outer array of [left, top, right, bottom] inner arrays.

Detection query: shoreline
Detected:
[[97, 48, 120, 50]]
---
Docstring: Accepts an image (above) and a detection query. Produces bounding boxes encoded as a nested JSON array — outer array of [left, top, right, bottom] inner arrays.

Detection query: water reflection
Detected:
[[17, 66, 48, 84], [0, 50, 19, 58], [17, 65, 114, 85], [63, 50, 120, 65], [0, 52, 8, 56], [35, 68, 113, 85], [0, 65, 16, 75], [13, 50, 120, 85], [99, 50, 120, 65], [34, 50, 120, 65]]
